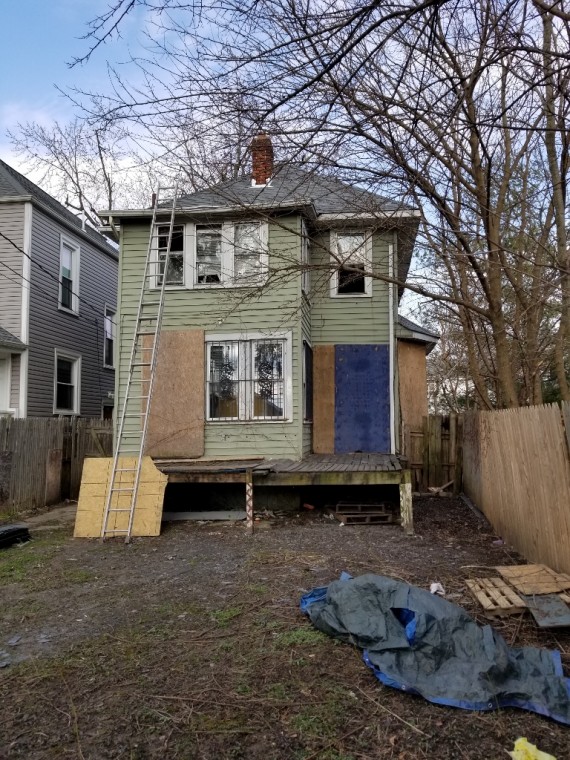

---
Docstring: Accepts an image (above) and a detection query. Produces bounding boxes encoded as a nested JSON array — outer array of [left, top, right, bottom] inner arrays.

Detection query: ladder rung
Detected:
[[104, 530, 129, 534], [108, 508, 133, 513], [115, 468, 137, 472], [111, 487, 135, 492], [132, 362, 152, 367]]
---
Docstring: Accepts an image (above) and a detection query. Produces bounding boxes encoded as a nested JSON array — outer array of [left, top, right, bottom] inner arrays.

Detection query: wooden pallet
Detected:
[[327, 508, 394, 525], [496, 564, 570, 596], [466, 577, 527, 617]]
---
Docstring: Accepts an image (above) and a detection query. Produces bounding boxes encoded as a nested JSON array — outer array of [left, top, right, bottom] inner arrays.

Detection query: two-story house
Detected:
[[78, 134, 429, 537], [0, 160, 118, 418]]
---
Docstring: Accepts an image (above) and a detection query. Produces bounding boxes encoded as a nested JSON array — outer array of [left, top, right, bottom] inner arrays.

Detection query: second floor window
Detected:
[[196, 225, 222, 283], [157, 224, 184, 286], [193, 221, 268, 287], [331, 230, 372, 297], [59, 238, 79, 312]]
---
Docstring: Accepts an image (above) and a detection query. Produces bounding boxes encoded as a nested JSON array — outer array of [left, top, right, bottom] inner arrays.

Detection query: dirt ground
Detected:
[[1, 496, 569, 759]]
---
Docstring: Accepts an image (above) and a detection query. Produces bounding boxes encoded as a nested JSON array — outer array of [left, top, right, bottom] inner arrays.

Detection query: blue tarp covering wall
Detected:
[[334, 345, 390, 453], [301, 574, 570, 724]]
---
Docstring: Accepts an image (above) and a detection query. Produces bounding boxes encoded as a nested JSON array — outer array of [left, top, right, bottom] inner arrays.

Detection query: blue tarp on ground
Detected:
[[300, 574, 570, 724]]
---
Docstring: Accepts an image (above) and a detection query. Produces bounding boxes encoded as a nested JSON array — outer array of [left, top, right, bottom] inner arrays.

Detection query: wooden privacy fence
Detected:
[[0, 417, 113, 517], [404, 414, 463, 493], [463, 402, 570, 574]]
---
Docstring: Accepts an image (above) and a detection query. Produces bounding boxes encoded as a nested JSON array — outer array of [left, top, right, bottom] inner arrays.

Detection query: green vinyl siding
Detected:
[[310, 230, 392, 345], [116, 214, 305, 459]]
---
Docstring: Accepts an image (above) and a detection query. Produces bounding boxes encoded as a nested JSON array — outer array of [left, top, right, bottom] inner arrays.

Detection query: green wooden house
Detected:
[[103, 135, 428, 528]]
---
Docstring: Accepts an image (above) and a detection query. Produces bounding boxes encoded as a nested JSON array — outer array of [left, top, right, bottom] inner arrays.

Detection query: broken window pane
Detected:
[[196, 225, 222, 283], [157, 225, 184, 285], [335, 232, 367, 295], [234, 223, 263, 283]]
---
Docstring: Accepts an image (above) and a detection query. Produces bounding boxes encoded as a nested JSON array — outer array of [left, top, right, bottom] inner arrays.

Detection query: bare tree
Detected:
[[12, 0, 570, 406]]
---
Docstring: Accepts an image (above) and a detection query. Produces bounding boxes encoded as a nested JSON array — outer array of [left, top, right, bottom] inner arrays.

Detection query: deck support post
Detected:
[[245, 469, 254, 534], [399, 469, 413, 535]]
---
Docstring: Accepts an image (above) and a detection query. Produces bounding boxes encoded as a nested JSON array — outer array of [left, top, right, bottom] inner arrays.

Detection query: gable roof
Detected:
[[0, 326, 26, 351], [0, 159, 117, 257]]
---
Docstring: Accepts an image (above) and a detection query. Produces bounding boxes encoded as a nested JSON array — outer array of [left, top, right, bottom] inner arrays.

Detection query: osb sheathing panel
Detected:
[[74, 456, 167, 538], [143, 329, 205, 458], [313, 345, 335, 454], [398, 341, 428, 433]]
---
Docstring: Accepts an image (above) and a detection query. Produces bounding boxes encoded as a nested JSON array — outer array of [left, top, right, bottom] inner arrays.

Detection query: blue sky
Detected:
[[0, 0, 144, 164]]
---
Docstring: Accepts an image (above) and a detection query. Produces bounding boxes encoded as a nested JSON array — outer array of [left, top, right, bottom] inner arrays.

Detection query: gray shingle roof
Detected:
[[398, 315, 439, 341], [0, 326, 25, 351], [175, 164, 412, 215], [0, 159, 116, 255]]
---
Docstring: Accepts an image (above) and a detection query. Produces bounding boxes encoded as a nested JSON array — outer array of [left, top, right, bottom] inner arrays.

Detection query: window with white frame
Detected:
[[330, 230, 372, 297], [301, 219, 310, 295], [157, 224, 184, 286], [54, 352, 80, 414], [104, 306, 115, 368], [196, 225, 222, 283], [206, 337, 288, 421], [59, 237, 79, 312], [193, 221, 268, 287]]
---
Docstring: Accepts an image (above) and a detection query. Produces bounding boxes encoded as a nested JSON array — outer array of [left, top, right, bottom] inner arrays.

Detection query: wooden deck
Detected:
[[155, 453, 413, 534], [157, 453, 404, 485]]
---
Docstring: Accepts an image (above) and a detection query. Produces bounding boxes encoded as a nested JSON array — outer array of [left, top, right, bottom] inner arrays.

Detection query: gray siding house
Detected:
[[0, 159, 118, 418]]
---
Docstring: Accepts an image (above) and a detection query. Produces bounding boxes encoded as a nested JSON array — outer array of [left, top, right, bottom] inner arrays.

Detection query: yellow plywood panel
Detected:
[[74, 456, 167, 538]]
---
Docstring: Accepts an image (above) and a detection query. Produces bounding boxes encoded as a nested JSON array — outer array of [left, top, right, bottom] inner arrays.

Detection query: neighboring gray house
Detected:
[[0, 159, 117, 418]]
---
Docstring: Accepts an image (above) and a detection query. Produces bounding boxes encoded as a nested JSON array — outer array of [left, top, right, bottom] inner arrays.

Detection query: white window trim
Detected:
[[150, 223, 186, 290], [58, 235, 80, 314], [205, 331, 293, 423], [103, 304, 116, 369], [301, 219, 310, 296], [53, 349, 81, 416], [0, 353, 16, 415], [329, 229, 373, 298]]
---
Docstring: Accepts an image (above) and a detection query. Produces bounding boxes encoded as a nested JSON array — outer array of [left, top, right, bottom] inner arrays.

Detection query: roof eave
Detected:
[[101, 198, 317, 221]]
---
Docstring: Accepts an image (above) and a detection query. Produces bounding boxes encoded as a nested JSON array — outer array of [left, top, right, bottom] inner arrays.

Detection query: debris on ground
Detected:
[[509, 737, 557, 760], [466, 564, 570, 627], [430, 582, 445, 596], [0, 524, 30, 549], [301, 573, 570, 724]]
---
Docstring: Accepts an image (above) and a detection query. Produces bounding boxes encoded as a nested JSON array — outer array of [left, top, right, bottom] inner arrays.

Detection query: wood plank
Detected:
[[496, 564, 570, 595], [313, 345, 335, 454], [523, 594, 570, 628]]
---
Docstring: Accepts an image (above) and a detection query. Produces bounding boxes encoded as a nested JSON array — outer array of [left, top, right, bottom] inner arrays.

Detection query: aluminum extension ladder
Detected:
[[101, 184, 178, 540]]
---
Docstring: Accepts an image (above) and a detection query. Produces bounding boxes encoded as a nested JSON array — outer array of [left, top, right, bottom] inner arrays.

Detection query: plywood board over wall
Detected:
[[143, 329, 205, 458], [313, 345, 335, 454], [398, 340, 428, 434]]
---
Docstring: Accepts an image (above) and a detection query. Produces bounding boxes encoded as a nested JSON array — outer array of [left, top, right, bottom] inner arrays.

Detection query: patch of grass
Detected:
[[292, 712, 322, 737], [245, 582, 268, 595], [268, 682, 289, 700], [274, 627, 328, 648], [210, 606, 242, 627], [62, 568, 94, 584]]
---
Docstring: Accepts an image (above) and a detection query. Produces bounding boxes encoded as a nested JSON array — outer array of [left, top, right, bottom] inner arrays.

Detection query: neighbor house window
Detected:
[[331, 231, 372, 297], [59, 237, 79, 312], [206, 336, 289, 421], [157, 224, 184, 286], [104, 306, 115, 368], [54, 352, 80, 414]]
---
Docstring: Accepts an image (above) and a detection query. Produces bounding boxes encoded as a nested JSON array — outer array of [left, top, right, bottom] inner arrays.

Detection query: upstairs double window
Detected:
[[153, 221, 268, 289]]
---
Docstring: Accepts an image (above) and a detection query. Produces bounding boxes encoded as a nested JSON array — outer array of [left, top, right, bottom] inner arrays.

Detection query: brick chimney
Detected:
[[251, 133, 274, 186]]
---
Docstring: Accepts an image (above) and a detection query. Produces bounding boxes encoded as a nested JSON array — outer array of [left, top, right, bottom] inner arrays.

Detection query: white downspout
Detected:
[[19, 202, 32, 418], [388, 238, 396, 455]]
